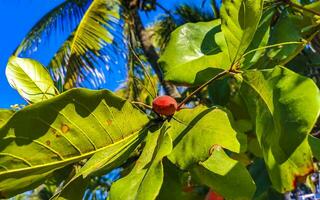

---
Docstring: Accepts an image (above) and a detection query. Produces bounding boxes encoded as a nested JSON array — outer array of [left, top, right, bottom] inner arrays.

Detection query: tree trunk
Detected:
[[130, 9, 181, 98]]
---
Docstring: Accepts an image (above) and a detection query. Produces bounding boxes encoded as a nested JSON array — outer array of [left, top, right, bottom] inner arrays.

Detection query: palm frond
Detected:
[[14, 0, 89, 55], [149, 4, 215, 51], [147, 16, 176, 51], [175, 4, 214, 23], [47, 0, 124, 89], [68, 0, 119, 56]]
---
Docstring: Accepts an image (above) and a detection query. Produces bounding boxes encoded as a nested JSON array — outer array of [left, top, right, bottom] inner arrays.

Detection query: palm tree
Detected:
[[14, 0, 185, 97], [11, 2, 217, 198]]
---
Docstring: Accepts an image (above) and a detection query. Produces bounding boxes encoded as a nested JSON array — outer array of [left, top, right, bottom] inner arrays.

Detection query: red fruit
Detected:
[[152, 95, 178, 116], [205, 190, 224, 200]]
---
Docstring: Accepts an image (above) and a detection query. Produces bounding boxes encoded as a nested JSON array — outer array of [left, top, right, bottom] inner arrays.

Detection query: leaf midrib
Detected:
[[0, 128, 143, 176], [9, 61, 53, 96], [69, 0, 99, 55]]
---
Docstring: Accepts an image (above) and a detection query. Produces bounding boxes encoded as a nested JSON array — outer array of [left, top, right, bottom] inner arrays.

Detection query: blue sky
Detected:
[[0, 0, 213, 108]]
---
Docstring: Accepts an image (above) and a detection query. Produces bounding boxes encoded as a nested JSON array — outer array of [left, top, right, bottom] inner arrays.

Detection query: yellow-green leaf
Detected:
[[168, 106, 246, 169], [0, 88, 149, 198], [6, 56, 56, 103], [109, 124, 172, 200], [221, 0, 263, 63], [240, 66, 320, 192]]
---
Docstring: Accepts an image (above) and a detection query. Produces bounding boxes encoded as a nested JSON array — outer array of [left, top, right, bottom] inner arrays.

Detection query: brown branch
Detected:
[[130, 8, 181, 98], [281, 0, 320, 16], [131, 101, 152, 109], [177, 70, 229, 109]]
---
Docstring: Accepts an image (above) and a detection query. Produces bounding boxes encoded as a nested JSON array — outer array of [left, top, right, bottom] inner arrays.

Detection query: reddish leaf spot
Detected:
[[106, 119, 112, 126], [46, 140, 51, 146], [182, 186, 194, 193], [52, 129, 57, 134], [292, 167, 314, 188], [152, 95, 178, 116], [0, 191, 7, 198], [55, 134, 61, 138], [61, 124, 70, 134]]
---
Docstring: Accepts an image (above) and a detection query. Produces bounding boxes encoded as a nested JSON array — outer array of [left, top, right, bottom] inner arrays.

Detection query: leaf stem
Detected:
[[131, 101, 153, 109], [281, 0, 320, 16], [177, 70, 229, 109], [241, 41, 305, 59]]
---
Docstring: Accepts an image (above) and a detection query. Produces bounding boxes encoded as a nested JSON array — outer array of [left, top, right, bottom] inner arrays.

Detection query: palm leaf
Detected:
[[47, 0, 123, 89], [14, 0, 89, 55]]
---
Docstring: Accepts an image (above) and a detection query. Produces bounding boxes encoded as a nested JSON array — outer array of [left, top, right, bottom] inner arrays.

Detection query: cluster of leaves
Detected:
[[1, 0, 320, 199]]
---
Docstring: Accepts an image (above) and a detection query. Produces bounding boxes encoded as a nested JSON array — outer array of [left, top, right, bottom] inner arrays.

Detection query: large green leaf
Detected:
[[252, 13, 320, 69], [52, 127, 147, 199], [158, 20, 230, 85], [0, 110, 14, 128], [249, 159, 270, 199], [220, 0, 263, 63], [191, 147, 256, 200], [242, 8, 274, 69], [54, 165, 91, 200], [240, 66, 320, 192], [5, 56, 56, 103], [0, 88, 149, 198], [168, 106, 247, 170], [109, 123, 172, 200]]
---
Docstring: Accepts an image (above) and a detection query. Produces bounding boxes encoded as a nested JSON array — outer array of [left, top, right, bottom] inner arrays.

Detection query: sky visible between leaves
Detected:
[[0, 0, 213, 108]]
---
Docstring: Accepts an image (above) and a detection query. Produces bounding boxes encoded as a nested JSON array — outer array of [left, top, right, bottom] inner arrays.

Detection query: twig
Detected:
[[281, 0, 320, 16], [241, 41, 305, 59], [155, 2, 174, 18], [131, 101, 152, 109], [177, 70, 229, 109]]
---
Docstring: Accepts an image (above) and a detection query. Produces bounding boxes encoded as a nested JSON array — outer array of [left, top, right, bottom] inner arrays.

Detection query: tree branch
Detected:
[[177, 70, 229, 109], [130, 8, 181, 98], [281, 0, 320, 16]]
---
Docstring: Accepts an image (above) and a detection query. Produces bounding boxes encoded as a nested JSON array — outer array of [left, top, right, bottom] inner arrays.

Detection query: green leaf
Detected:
[[0, 110, 14, 128], [309, 136, 320, 161], [109, 123, 172, 200], [248, 158, 272, 199], [252, 13, 319, 69], [191, 147, 256, 200], [240, 66, 320, 192], [168, 106, 247, 169], [5, 56, 56, 103], [286, 48, 320, 74], [54, 165, 91, 200], [208, 78, 231, 106], [247, 137, 263, 158], [159, 20, 230, 85], [70, 0, 118, 55], [243, 8, 274, 69], [57, 178, 89, 200], [220, 0, 263, 63], [0, 88, 149, 198], [52, 127, 147, 199], [157, 160, 204, 200]]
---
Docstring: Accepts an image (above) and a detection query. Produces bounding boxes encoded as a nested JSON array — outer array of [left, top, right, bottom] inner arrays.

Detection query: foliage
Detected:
[[1, 0, 320, 199], [15, 0, 121, 89], [6, 56, 57, 103]]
